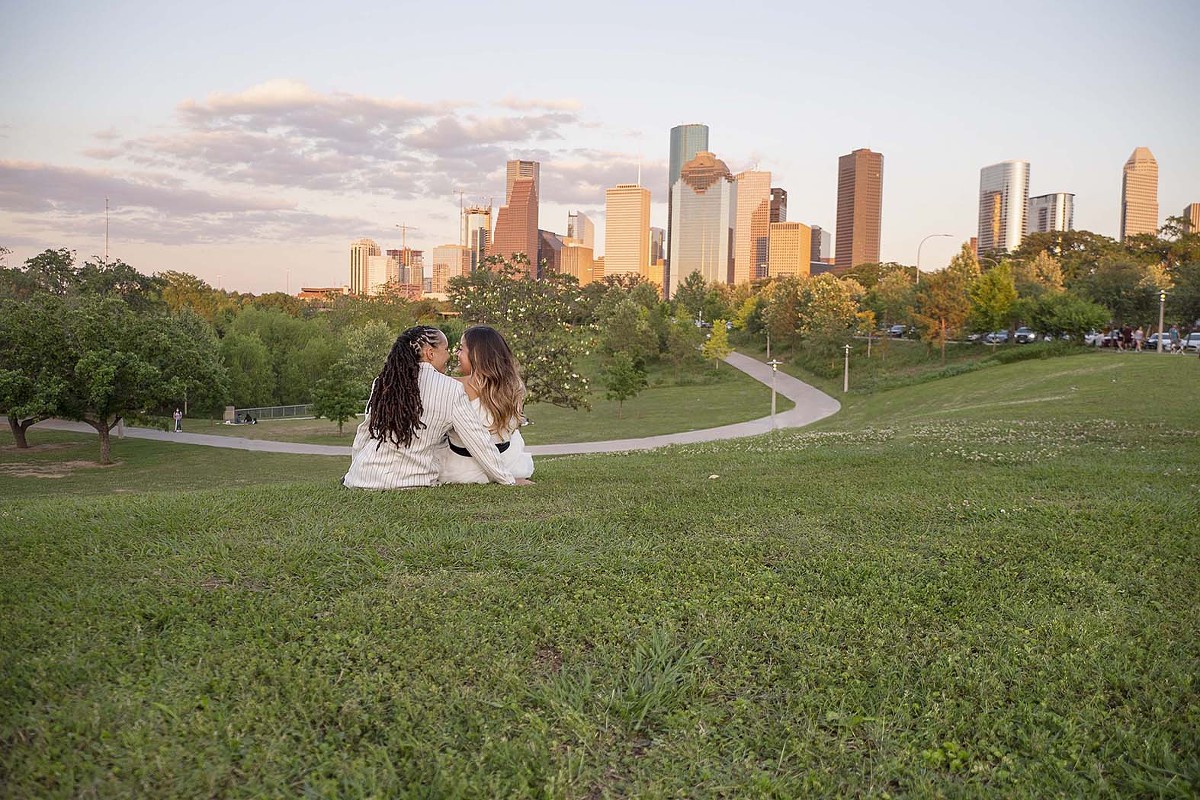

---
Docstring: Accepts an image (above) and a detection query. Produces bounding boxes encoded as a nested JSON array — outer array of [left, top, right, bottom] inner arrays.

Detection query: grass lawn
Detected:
[[181, 356, 791, 447], [1, 356, 1197, 797]]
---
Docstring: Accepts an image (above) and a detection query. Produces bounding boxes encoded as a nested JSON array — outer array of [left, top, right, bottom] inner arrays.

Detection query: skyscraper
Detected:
[[386, 248, 423, 287], [669, 151, 736, 294], [462, 205, 492, 271], [349, 238, 380, 296], [649, 227, 665, 265], [431, 244, 470, 293], [770, 188, 787, 223], [567, 210, 595, 249], [1027, 193, 1075, 233], [733, 170, 772, 284], [491, 175, 538, 275], [835, 148, 884, 270], [561, 238, 597, 286], [1120, 147, 1158, 241], [810, 226, 832, 262], [506, 160, 540, 206], [767, 222, 812, 279], [666, 124, 710, 293], [367, 254, 391, 295], [1183, 203, 1200, 233], [538, 230, 564, 276], [604, 183, 652, 281], [977, 160, 1030, 254]]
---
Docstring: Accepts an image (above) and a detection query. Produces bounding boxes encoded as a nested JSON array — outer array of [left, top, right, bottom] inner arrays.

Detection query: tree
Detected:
[[602, 299, 658, 364], [339, 320, 396, 399], [868, 270, 916, 326], [913, 245, 977, 362], [1076, 257, 1159, 324], [665, 316, 704, 381], [1024, 292, 1110, 341], [701, 320, 732, 368], [797, 275, 861, 360], [0, 294, 68, 447], [673, 271, 709, 321], [969, 262, 1018, 335], [312, 360, 363, 434], [447, 256, 590, 409], [219, 332, 275, 408], [763, 276, 803, 350], [602, 351, 648, 419], [54, 298, 228, 464]]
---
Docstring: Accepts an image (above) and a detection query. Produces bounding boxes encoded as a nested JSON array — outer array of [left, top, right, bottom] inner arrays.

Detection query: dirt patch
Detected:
[[0, 460, 116, 479], [0, 443, 76, 453], [533, 645, 564, 675]]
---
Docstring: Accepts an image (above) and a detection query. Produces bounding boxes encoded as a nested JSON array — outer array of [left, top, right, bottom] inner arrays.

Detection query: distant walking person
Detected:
[[343, 325, 520, 489], [173, 408, 183, 432], [1133, 326, 1144, 352]]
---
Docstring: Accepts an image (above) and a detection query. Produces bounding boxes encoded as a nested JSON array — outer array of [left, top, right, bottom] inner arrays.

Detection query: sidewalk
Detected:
[[34, 352, 841, 457]]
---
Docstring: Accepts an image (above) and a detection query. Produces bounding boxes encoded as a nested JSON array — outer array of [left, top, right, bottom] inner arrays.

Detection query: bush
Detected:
[[984, 341, 1085, 364]]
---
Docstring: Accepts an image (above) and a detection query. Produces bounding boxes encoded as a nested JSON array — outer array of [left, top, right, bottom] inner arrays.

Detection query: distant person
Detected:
[[343, 326, 521, 489], [1133, 326, 1144, 352], [439, 325, 534, 485], [1169, 324, 1180, 353], [173, 408, 183, 432]]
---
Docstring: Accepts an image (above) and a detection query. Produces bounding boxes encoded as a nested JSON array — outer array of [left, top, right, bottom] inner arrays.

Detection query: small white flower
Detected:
[[708, 474, 720, 480]]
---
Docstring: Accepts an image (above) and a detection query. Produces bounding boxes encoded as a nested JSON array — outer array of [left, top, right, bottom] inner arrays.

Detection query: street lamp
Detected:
[[916, 233, 954, 285], [767, 359, 782, 429], [1157, 289, 1167, 353], [843, 344, 851, 393]]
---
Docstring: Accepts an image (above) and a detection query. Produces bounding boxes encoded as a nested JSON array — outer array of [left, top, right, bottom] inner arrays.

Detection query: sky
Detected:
[[2, 0, 1198, 294]]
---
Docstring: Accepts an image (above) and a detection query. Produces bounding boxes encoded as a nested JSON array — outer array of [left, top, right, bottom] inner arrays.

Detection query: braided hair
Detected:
[[367, 325, 445, 448]]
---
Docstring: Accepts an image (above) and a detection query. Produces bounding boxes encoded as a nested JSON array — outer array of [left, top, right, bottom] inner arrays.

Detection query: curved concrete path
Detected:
[[33, 352, 840, 457]]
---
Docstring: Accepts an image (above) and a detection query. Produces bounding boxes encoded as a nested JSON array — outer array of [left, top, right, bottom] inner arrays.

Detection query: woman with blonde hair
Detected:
[[439, 325, 535, 484]]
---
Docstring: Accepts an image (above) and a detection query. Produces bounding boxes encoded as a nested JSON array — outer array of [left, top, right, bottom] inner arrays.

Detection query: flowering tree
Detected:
[[447, 257, 590, 409]]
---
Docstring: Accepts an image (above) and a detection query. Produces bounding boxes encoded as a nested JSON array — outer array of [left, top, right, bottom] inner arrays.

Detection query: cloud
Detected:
[[0, 160, 369, 246], [88, 80, 593, 201], [497, 95, 583, 111]]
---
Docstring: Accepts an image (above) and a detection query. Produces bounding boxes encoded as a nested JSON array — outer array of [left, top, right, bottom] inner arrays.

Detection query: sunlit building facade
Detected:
[[767, 222, 812, 279], [669, 151, 735, 294], [431, 245, 470, 293], [560, 238, 597, 286], [567, 210, 595, 249], [1120, 147, 1158, 241], [1027, 193, 1075, 233], [367, 254, 391, 295], [666, 123, 710, 294], [835, 148, 884, 269], [349, 238, 380, 296], [461, 205, 492, 271], [491, 176, 539, 276], [604, 183, 652, 281], [1183, 203, 1200, 233], [770, 188, 787, 223], [977, 160, 1029, 253], [506, 160, 540, 206], [734, 170, 772, 284]]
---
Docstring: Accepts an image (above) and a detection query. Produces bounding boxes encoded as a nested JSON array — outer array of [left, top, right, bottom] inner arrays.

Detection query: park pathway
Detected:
[[34, 352, 840, 457]]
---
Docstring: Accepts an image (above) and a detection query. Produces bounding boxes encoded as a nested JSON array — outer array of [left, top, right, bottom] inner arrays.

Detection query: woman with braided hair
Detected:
[[439, 325, 535, 484], [343, 325, 518, 489]]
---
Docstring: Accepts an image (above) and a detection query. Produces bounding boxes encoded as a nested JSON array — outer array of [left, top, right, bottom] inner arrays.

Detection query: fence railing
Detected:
[[231, 404, 315, 420]]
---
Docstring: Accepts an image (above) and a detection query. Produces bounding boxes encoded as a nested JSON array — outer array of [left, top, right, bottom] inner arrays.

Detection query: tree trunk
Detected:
[[8, 415, 36, 449], [85, 415, 116, 465], [940, 320, 948, 364]]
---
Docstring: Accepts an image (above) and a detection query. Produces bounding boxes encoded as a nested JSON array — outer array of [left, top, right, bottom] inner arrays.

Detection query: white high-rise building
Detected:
[[1027, 193, 1075, 233], [604, 184, 652, 281], [733, 170, 772, 284], [978, 161, 1030, 253], [669, 151, 736, 294], [349, 238, 381, 295]]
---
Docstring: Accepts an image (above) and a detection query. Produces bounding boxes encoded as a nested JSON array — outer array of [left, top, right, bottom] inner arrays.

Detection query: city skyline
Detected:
[[2, 1, 1197, 293]]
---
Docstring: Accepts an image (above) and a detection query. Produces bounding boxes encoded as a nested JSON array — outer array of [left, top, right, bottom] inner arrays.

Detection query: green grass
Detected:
[[1, 356, 1197, 797]]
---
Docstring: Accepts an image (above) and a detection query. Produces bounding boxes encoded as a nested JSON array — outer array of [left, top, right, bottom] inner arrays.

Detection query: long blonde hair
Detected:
[[462, 325, 525, 436]]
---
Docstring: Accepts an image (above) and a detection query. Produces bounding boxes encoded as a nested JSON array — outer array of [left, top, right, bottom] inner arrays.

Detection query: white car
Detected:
[[1182, 332, 1200, 352]]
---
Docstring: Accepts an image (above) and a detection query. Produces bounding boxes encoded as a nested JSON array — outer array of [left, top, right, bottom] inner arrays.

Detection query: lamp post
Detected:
[[767, 359, 782, 429], [916, 233, 953, 285], [843, 344, 851, 393], [1157, 289, 1167, 353]]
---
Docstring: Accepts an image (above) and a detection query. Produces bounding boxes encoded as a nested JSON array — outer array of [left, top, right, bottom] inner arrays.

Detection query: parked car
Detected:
[[1146, 332, 1175, 351], [1084, 330, 1103, 346], [1182, 332, 1200, 352], [966, 331, 986, 343], [984, 330, 1009, 344], [887, 324, 907, 338], [1014, 327, 1037, 344]]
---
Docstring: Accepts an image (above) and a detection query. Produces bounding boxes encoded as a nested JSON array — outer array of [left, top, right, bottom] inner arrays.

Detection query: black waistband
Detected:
[[448, 440, 510, 458]]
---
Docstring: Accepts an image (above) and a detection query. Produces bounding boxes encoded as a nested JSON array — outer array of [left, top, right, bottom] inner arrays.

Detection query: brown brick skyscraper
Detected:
[[491, 175, 538, 276], [834, 148, 884, 270]]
